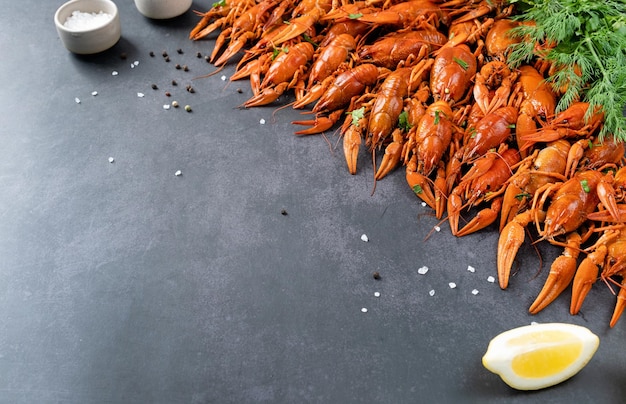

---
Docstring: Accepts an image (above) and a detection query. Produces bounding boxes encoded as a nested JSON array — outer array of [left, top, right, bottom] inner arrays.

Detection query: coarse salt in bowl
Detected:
[[54, 0, 121, 54]]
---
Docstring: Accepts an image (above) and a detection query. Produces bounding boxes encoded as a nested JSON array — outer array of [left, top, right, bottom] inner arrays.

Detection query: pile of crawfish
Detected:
[[189, 0, 626, 327]]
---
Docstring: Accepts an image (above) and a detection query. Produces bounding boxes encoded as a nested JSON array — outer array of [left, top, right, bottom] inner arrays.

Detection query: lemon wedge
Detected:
[[482, 323, 599, 390]]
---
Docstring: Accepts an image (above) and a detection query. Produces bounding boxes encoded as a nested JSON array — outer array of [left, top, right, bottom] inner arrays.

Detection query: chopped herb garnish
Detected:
[[453, 57, 469, 70], [515, 192, 532, 201], [212, 0, 226, 7], [348, 13, 363, 19], [434, 110, 441, 125], [412, 184, 423, 194], [271, 46, 289, 60], [398, 111, 412, 131], [348, 107, 366, 127], [302, 34, 318, 48], [580, 179, 590, 193]]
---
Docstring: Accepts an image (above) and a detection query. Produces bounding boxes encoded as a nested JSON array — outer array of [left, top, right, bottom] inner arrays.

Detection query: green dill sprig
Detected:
[[507, 0, 626, 141]]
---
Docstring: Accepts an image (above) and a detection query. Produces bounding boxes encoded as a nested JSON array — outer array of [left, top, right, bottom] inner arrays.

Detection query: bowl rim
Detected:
[[54, 0, 119, 34]]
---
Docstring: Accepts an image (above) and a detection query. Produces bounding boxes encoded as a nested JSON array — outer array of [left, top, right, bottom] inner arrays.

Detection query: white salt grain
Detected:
[[130, 63, 135, 69], [91, 91, 98, 96], [417, 266, 429, 275], [449, 282, 457, 289], [64, 11, 113, 31], [360, 234, 369, 242], [175, 170, 182, 176], [221, 75, 227, 81], [467, 265, 475, 273], [361, 307, 368, 313], [487, 276, 495, 283], [108, 157, 115, 163], [429, 290, 435, 296], [374, 292, 380, 297], [133, 61, 139, 66], [137, 92, 145, 98], [163, 104, 171, 110], [111, 71, 118, 76], [472, 289, 479, 295], [74, 97, 81, 104], [259, 118, 266, 125], [421, 202, 427, 207], [434, 226, 441, 232]]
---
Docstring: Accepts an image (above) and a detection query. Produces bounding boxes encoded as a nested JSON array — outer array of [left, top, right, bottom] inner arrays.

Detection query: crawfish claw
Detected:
[[529, 255, 577, 314]]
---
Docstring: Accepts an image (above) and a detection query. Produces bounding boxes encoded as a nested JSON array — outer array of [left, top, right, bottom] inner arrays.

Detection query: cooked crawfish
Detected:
[[409, 100, 455, 177], [190, 0, 253, 40], [448, 146, 520, 237], [367, 59, 433, 149], [570, 226, 626, 327], [430, 44, 477, 104], [497, 170, 621, 289], [499, 139, 569, 230], [566, 136, 626, 178], [473, 60, 517, 115], [462, 106, 517, 162], [243, 42, 315, 107], [307, 33, 358, 89], [484, 18, 521, 59], [211, 0, 281, 66], [292, 63, 381, 135], [349, 0, 450, 28], [519, 102, 604, 151], [514, 65, 557, 153], [358, 29, 447, 69]]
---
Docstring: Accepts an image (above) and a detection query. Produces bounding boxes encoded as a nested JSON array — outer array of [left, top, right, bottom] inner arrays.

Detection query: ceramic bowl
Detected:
[[54, 0, 121, 55], [134, 0, 193, 19]]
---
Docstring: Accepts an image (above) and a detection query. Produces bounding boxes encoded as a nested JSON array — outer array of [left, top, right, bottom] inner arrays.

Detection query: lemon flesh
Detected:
[[510, 330, 583, 378], [482, 323, 599, 390]]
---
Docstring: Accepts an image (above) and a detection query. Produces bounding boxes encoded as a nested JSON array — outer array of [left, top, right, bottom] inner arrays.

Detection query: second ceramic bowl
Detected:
[[134, 0, 193, 19]]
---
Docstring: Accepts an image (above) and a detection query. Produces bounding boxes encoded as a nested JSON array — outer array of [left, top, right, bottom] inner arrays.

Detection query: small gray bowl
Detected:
[[54, 0, 121, 54]]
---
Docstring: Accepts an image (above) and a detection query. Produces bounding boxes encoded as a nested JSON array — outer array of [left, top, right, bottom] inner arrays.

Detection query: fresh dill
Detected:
[[507, 0, 626, 141]]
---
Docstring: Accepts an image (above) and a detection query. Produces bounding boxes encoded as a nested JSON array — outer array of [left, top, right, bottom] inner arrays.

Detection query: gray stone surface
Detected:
[[1, 1, 624, 403]]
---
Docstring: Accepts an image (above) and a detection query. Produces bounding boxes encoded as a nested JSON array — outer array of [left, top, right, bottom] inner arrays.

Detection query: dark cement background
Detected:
[[1, 1, 625, 403]]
